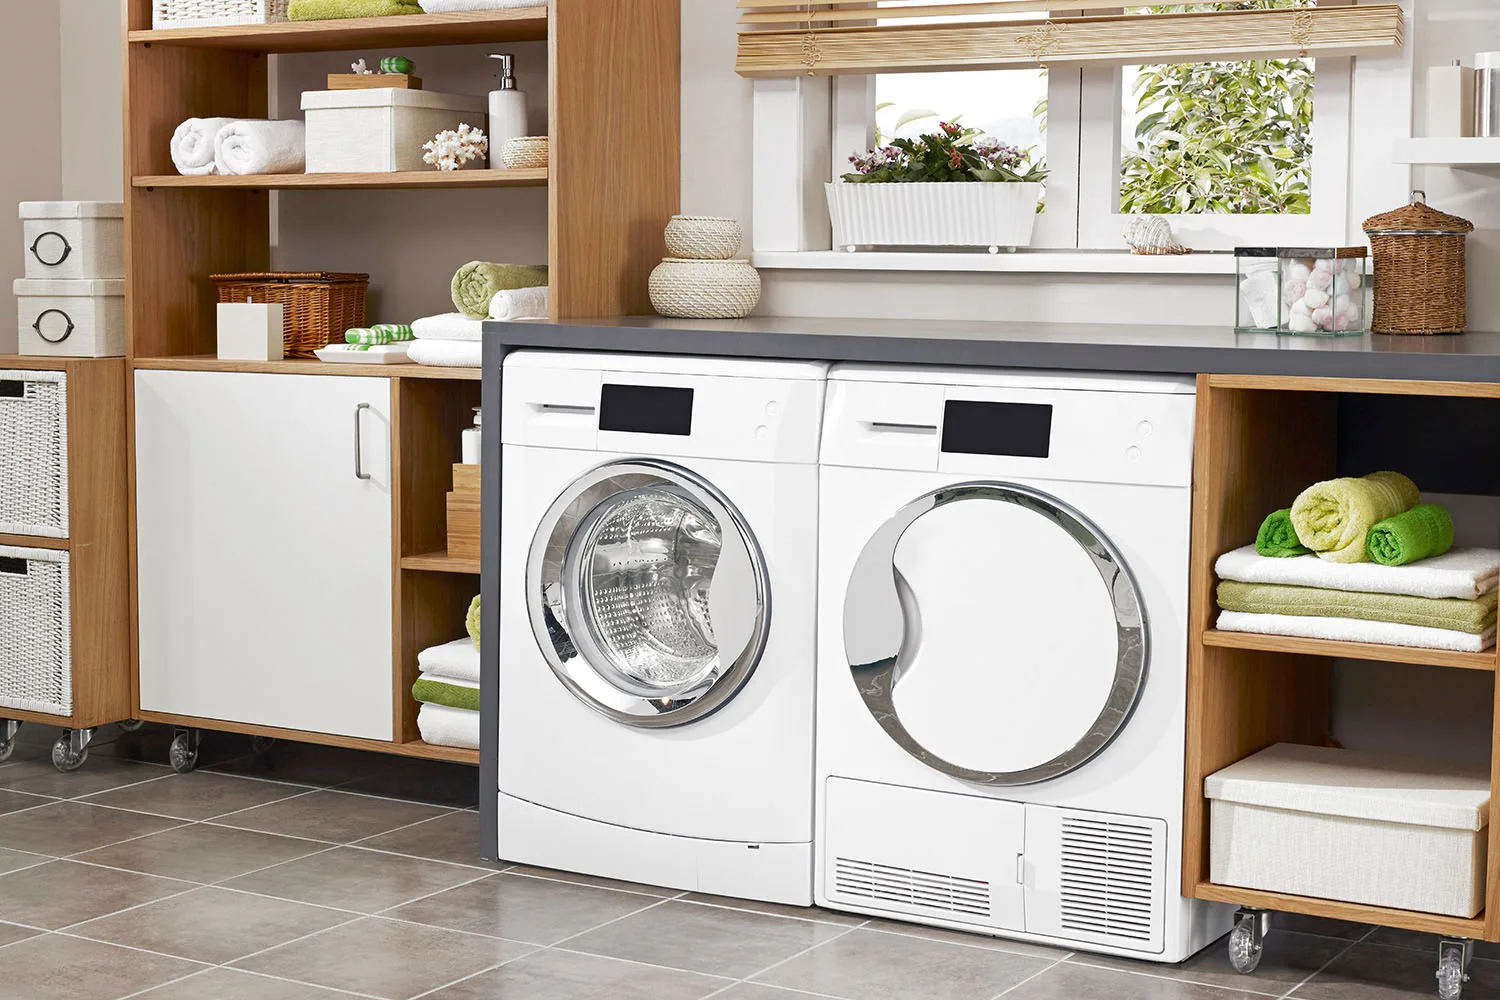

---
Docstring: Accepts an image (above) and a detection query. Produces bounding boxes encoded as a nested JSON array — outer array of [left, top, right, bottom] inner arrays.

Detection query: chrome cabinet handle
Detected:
[[354, 403, 371, 481]]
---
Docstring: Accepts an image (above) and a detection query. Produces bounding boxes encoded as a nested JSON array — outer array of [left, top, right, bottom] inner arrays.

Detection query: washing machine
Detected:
[[498, 350, 828, 904], [816, 364, 1229, 961]]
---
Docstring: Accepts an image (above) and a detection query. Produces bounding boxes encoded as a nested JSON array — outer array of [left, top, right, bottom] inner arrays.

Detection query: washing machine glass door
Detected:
[[844, 482, 1146, 785], [528, 459, 771, 728]]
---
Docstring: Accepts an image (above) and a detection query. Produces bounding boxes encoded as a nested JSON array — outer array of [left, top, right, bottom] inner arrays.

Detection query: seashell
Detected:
[[1122, 216, 1190, 255]]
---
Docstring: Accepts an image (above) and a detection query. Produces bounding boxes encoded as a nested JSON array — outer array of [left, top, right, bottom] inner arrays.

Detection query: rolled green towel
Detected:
[[1366, 504, 1455, 567], [1217, 580, 1496, 635], [1290, 471, 1421, 564], [412, 677, 479, 713], [466, 594, 480, 651], [451, 261, 549, 319], [1255, 509, 1310, 558], [288, 0, 421, 19]]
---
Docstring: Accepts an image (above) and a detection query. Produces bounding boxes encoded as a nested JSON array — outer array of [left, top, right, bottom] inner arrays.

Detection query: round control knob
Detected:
[[1126, 446, 1143, 462]]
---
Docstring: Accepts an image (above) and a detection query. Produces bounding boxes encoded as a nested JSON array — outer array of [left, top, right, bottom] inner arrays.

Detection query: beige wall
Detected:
[[0, 4, 64, 353], [60, 0, 126, 202]]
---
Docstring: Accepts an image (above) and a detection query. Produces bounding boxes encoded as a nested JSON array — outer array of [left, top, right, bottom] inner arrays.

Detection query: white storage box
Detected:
[[0, 546, 73, 718], [19, 202, 124, 280], [1207, 744, 1490, 917], [153, 0, 288, 28], [14, 279, 125, 358], [0, 370, 68, 538], [301, 89, 488, 173]]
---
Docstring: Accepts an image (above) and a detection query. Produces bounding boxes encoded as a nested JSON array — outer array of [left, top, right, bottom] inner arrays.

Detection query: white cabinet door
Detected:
[[135, 370, 394, 741]]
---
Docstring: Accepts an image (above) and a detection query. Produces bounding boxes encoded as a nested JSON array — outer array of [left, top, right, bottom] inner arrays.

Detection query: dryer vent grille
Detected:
[[833, 857, 990, 917], [1058, 815, 1158, 943]]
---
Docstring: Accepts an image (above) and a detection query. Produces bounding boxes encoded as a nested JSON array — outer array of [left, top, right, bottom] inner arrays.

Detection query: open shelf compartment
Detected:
[[129, 7, 549, 52]]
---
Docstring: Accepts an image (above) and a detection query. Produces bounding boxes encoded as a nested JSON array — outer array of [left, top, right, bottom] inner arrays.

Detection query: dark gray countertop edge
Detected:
[[482, 322, 1500, 383]]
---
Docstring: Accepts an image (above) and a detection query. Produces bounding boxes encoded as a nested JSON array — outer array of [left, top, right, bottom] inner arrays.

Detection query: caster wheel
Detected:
[[117, 719, 145, 734], [1228, 915, 1265, 975], [0, 721, 18, 764], [0, 739, 13, 764], [169, 732, 199, 774], [251, 735, 277, 755], [1438, 942, 1472, 1000], [51, 735, 88, 773]]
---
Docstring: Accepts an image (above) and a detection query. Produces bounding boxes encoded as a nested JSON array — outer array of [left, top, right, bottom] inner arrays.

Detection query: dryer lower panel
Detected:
[[499, 792, 813, 905]]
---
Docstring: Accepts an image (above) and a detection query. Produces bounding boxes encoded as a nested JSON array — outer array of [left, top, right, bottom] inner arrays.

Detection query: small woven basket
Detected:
[[153, 0, 288, 28], [664, 216, 743, 260], [1362, 192, 1473, 334], [649, 258, 760, 319], [500, 136, 549, 170], [213, 272, 368, 359]]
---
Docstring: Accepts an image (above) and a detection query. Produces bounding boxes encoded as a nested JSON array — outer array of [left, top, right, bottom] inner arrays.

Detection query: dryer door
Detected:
[[843, 482, 1147, 785], [528, 459, 771, 728]]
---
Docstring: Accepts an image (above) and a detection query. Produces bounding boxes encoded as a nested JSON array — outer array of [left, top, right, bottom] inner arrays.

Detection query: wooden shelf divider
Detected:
[[1202, 629, 1498, 672], [134, 169, 547, 190], [1194, 882, 1487, 939], [129, 7, 548, 52], [402, 551, 481, 575], [134, 356, 482, 380]]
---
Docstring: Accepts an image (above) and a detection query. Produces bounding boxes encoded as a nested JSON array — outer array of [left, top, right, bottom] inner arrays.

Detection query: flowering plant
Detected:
[[842, 121, 1046, 184]]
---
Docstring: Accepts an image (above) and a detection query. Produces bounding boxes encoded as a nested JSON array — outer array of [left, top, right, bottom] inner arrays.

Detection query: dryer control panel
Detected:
[[821, 368, 1195, 489]]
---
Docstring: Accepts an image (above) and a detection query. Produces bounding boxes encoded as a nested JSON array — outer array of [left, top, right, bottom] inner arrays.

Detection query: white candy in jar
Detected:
[[1307, 267, 1332, 291], [1312, 306, 1333, 327], [1288, 312, 1318, 333], [1303, 287, 1330, 310], [1286, 260, 1312, 283]]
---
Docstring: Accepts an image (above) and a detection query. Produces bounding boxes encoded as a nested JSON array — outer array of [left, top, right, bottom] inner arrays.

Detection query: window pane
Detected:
[[875, 70, 1048, 154], [1118, 1, 1315, 215]]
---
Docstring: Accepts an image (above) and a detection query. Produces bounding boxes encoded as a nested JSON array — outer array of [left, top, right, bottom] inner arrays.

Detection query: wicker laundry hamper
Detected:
[[213, 272, 368, 358], [1362, 192, 1473, 334]]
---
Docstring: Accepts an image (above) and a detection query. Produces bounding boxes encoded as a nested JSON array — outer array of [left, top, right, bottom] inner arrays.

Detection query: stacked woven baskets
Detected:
[[649, 217, 760, 319]]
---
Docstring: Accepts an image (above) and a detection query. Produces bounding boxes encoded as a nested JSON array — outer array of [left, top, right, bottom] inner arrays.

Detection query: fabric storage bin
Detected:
[[0, 371, 68, 538], [18, 202, 124, 281], [153, 0, 289, 28], [0, 547, 73, 718], [1207, 743, 1490, 917], [13, 279, 125, 358], [301, 89, 488, 173]]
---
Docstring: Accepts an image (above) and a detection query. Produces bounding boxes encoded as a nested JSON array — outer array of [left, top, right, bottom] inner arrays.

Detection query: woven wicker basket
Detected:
[[500, 136, 549, 170], [153, 0, 288, 28], [1362, 192, 1473, 335], [664, 216, 743, 260], [0, 546, 73, 718], [0, 371, 68, 538], [649, 258, 760, 319], [213, 272, 368, 359]]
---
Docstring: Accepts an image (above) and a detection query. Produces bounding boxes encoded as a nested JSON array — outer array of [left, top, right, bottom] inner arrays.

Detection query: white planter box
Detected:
[[14, 279, 126, 358], [1207, 744, 1491, 918], [825, 181, 1042, 252], [19, 202, 124, 281], [302, 89, 488, 174]]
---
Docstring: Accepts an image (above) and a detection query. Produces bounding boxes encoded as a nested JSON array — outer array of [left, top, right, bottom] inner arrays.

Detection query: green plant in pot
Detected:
[[828, 122, 1048, 253]]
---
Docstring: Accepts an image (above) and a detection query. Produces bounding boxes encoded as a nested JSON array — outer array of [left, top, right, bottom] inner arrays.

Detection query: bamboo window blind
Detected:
[[734, 0, 1403, 76]]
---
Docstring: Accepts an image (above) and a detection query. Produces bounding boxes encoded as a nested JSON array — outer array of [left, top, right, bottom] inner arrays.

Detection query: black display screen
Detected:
[[599, 383, 695, 436], [941, 400, 1053, 458]]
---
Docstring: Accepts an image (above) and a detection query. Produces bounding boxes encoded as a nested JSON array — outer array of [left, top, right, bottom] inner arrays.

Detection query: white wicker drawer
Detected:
[[0, 371, 68, 538], [0, 547, 73, 717]]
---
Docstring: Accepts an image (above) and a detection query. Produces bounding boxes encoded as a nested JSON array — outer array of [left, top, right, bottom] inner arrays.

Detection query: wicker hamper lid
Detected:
[[211, 272, 370, 284], [1363, 194, 1473, 236]]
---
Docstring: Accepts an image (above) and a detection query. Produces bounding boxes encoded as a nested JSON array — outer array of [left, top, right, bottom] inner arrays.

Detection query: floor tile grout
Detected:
[[706, 922, 865, 998], [991, 952, 1073, 999], [1274, 924, 1376, 1000]]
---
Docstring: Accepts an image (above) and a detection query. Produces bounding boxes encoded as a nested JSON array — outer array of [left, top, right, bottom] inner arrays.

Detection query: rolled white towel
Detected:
[[171, 117, 237, 175], [214, 120, 306, 176], [489, 285, 548, 321], [412, 312, 485, 342]]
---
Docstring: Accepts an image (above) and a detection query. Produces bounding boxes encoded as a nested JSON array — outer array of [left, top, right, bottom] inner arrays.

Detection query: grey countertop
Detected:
[[483, 316, 1500, 383]]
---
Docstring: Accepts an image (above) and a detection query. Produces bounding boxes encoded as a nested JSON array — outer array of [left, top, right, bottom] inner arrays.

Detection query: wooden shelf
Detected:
[[133, 169, 548, 190], [0, 533, 69, 552], [1194, 882, 1487, 939], [1202, 628, 1498, 672], [1392, 136, 1500, 171], [128, 8, 548, 52], [393, 739, 479, 765], [133, 356, 481, 380], [402, 551, 480, 575]]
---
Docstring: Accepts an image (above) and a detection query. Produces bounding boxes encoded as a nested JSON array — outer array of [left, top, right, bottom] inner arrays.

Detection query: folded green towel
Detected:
[[1290, 471, 1421, 564], [412, 677, 480, 712], [346, 324, 413, 346], [289, 0, 421, 20], [1255, 509, 1310, 558], [451, 261, 549, 319], [1217, 580, 1498, 635], [1367, 504, 1455, 567], [466, 594, 480, 651]]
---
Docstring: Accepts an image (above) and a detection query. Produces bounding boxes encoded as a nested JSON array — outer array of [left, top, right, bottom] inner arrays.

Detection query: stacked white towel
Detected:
[[414, 639, 481, 750], [412, 313, 485, 343], [417, 637, 480, 685], [214, 120, 306, 176], [1217, 611, 1498, 654], [409, 313, 484, 367], [418, 704, 480, 750], [171, 118, 237, 175]]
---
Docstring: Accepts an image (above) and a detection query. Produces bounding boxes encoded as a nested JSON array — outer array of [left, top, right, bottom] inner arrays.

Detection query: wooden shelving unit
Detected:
[[122, 0, 680, 767], [1185, 372, 1500, 942]]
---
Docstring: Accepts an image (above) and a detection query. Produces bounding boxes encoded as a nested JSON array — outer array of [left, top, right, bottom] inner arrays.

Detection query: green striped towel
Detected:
[[346, 324, 414, 346], [412, 676, 479, 713]]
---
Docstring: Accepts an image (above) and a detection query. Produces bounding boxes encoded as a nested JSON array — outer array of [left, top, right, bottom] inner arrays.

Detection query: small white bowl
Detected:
[[664, 216, 743, 260]]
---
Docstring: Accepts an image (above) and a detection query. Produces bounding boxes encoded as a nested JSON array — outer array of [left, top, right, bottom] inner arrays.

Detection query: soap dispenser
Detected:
[[486, 53, 529, 163]]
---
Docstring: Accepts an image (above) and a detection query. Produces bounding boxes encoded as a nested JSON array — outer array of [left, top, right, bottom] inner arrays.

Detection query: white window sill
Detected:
[[751, 250, 1238, 276]]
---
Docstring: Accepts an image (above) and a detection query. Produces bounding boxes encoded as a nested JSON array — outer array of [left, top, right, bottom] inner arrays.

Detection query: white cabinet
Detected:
[[135, 370, 395, 741]]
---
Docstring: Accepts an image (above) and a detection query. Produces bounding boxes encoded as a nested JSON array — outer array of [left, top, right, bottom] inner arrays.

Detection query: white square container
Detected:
[[1207, 744, 1490, 917], [13, 279, 126, 358], [217, 302, 284, 361], [19, 202, 124, 280], [301, 89, 488, 173]]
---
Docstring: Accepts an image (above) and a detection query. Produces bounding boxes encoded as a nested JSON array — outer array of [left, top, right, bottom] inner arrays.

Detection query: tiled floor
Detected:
[[0, 724, 1489, 1000]]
